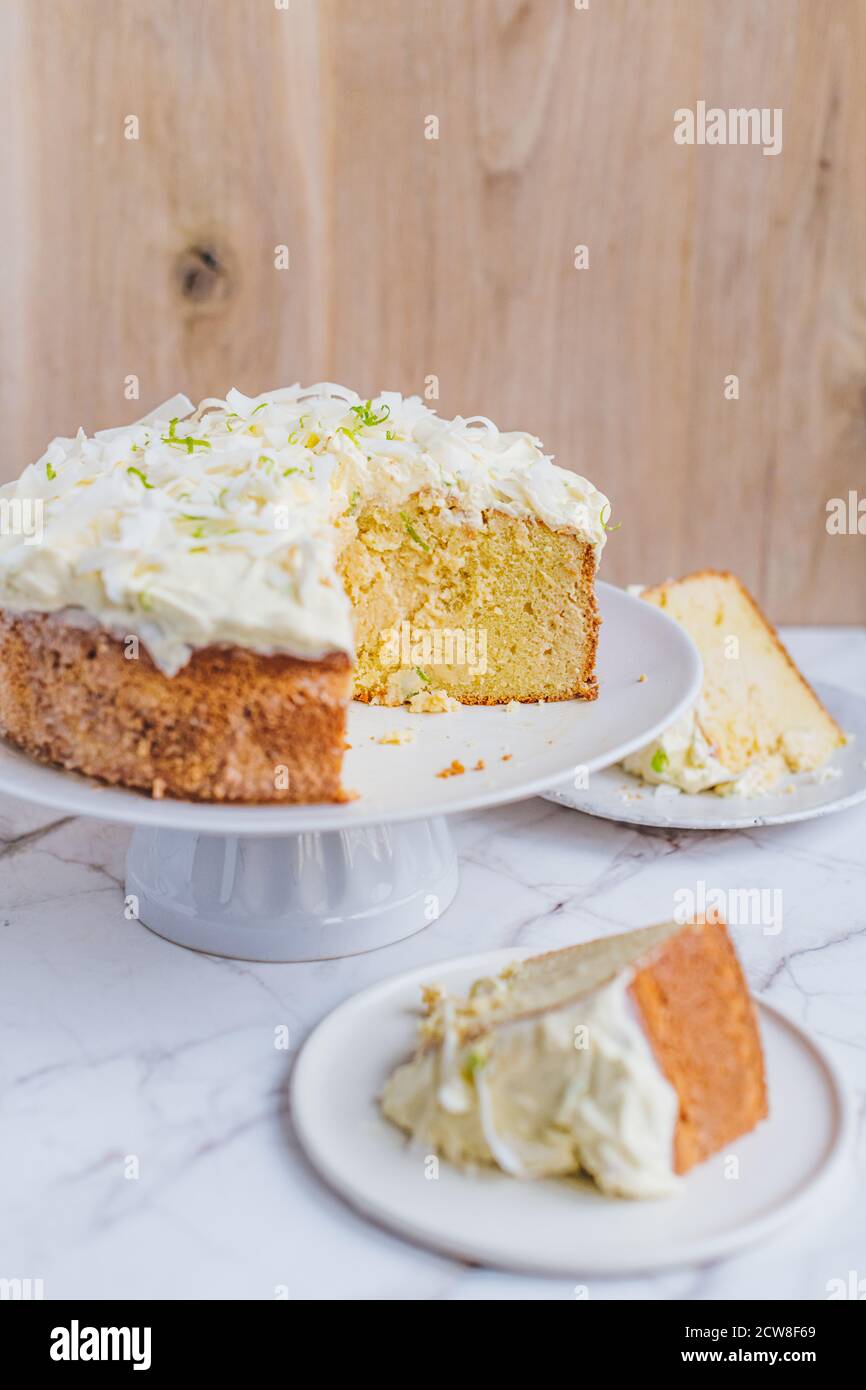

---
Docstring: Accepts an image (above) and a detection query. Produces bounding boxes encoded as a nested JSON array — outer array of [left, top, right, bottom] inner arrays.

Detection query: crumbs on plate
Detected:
[[377, 728, 416, 746], [407, 688, 460, 714], [437, 759, 466, 779], [437, 756, 486, 778]]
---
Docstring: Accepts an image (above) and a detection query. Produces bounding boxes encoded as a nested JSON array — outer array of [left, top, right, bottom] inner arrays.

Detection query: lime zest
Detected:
[[463, 1049, 486, 1079], [350, 399, 390, 428], [401, 511, 430, 552], [250, 402, 269, 415], [414, 666, 430, 685], [161, 417, 212, 454], [600, 503, 621, 533], [45, 461, 57, 481], [343, 488, 361, 517], [127, 465, 154, 488], [651, 747, 669, 774]]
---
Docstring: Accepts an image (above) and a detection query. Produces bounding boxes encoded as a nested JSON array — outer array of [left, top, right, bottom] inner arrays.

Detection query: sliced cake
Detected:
[[623, 570, 844, 795], [381, 917, 768, 1199], [0, 385, 610, 802]]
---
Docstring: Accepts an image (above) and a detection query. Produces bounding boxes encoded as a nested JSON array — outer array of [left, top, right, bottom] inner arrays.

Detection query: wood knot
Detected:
[[174, 244, 233, 307]]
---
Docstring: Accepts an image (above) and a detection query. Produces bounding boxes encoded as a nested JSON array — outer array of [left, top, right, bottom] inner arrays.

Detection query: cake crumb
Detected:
[[437, 759, 465, 779], [637, 673, 647, 683], [617, 785, 643, 804], [151, 777, 167, 800], [811, 765, 842, 785], [377, 728, 416, 746], [421, 984, 442, 1014], [501, 753, 512, 762], [407, 688, 460, 714], [472, 758, 485, 771]]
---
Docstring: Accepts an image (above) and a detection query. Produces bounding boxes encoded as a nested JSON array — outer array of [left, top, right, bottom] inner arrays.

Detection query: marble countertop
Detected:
[[2, 627, 864, 1301]]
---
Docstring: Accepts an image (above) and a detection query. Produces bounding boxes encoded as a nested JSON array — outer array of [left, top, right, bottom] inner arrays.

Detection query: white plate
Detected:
[[542, 682, 866, 830], [291, 948, 851, 1276], [0, 582, 701, 834]]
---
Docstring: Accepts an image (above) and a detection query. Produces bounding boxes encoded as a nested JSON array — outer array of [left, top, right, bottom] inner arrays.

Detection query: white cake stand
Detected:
[[0, 584, 701, 961]]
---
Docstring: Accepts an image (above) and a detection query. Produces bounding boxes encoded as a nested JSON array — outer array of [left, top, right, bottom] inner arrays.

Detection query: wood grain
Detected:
[[1, 0, 864, 621]]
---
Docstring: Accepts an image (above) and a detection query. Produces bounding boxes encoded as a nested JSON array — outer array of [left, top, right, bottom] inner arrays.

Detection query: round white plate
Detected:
[[0, 582, 701, 834], [542, 682, 866, 830], [291, 948, 851, 1276]]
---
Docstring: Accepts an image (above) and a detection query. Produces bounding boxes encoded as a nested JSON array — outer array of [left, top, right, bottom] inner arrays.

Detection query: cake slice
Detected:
[[339, 506, 600, 706], [623, 570, 844, 795], [381, 917, 768, 1198]]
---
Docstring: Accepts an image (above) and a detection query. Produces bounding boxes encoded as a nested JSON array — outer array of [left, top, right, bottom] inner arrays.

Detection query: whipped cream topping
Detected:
[[623, 702, 811, 798], [382, 971, 679, 1199], [0, 385, 610, 674], [622, 703, 738, 795]]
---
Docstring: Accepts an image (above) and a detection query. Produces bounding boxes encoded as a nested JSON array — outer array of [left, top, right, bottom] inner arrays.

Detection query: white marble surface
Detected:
[[1, 627, 864, 1301]]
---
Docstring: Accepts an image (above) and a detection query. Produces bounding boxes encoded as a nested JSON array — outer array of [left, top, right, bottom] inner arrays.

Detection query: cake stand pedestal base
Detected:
[[125, 817, 458, 962]]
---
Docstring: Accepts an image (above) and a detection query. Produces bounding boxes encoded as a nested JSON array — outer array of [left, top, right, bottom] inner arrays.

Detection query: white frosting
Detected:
[[382, 972, 679, 1200], [622, 703, 737, 794], [0, 385, 610, 674], [623, 702, 788, 798]]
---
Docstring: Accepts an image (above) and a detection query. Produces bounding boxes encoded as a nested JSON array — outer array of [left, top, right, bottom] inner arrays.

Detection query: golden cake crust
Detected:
[[630, 915, 768, 1173], [0, 610, 352, 803]]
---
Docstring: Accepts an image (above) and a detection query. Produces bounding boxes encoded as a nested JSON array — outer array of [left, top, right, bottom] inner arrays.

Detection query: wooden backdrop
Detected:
[[2, 0, 865, 621]]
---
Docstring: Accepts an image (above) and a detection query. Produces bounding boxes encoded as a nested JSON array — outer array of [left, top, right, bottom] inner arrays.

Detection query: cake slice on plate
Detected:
[[622, 570, 844, 796], [381, 917, 768, 1198]]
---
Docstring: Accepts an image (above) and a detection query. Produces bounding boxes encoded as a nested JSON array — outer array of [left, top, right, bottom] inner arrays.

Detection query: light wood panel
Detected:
[[1, 0, 864, 620]]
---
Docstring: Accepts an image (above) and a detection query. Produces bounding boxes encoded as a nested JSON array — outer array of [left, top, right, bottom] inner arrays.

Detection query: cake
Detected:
[[0, 385, 610, 802], [381, 917, 768, 1199], [622, 571, 844, 796]]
